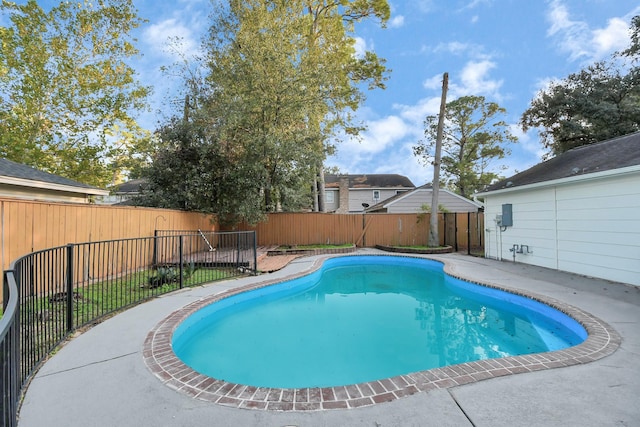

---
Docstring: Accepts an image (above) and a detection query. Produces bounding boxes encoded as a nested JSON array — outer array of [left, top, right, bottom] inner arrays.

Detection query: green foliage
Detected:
[[521, 61, 640, 154], [414, 95, 517, 198], [0, 0, 151, 187], [137, 118, 265, 225], [147, 267, 179, 289], [619, 15, 639, 62], [416, 203, 448, 223], [521, 17, 640, 155], [147, 0, 390, 219]]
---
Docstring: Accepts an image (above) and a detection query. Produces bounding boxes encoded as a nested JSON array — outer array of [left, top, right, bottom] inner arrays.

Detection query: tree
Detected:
[[429, 72, 447, 247], [619, 15, 639, 62], [520, 61, 640, 154], [137, 118, 265, 226], [521, 16, 640, 155], [0, 0, 150, 187], [199, 0, 389, 212], [413, 95, 517, 198]]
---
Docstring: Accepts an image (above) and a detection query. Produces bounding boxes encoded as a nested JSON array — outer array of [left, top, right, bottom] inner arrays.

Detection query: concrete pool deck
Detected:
[[17, 249, 640, 427]]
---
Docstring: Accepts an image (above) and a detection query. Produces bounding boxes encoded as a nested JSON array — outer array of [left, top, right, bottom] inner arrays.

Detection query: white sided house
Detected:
[[324, 174, 415, 213], [475, 132, 640, 286], [365, 184, 482, 213]]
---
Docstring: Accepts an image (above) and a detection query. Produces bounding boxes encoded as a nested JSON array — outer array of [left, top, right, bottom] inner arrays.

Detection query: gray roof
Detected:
[[325, 174, 415, 189], [481, 132, 640, 193], [114, 178, 147, 194], [0, 158, 102, 190]]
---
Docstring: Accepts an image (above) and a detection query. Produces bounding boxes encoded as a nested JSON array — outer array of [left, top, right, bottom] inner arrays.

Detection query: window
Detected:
[[373, 190, 380, 200], [325, 191, 335, 204]]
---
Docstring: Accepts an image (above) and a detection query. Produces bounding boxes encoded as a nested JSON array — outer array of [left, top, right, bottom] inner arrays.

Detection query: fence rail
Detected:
[[0, 230, 256, 427]]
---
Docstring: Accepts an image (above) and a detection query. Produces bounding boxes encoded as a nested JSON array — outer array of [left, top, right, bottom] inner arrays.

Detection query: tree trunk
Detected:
[[317, 164, 326, 212], [312, 178, 319, 211], [429, 72, 448, 247]]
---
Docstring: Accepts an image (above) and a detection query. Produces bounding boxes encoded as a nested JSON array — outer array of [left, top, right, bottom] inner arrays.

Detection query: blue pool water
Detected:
[[172, 256, 587, 388]]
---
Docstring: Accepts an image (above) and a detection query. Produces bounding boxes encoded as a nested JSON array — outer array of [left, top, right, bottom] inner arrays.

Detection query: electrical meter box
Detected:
[[501, 203, 513, 227]]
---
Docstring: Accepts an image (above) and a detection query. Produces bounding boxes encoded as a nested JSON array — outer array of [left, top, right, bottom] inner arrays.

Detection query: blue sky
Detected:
[[17, 1, 640, 187]]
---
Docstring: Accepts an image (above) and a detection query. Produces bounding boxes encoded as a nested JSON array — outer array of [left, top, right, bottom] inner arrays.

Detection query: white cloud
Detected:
[[433, 41, 473, 55], [449, 59, 504, 99], [389, 15, 405, 28], [143, 18, 200, 60], [546, 1, 589, 61], [592, 17, 631, 58], [458, 0, 492, 12], [342, 116, 411, 155], [416, 0, 436, 14], [353, 36, 368, 58], [509, 125, 544, 158], [395, 95, 442, 123], [371, 142, 433, 186], [545, 0, 634, 63]]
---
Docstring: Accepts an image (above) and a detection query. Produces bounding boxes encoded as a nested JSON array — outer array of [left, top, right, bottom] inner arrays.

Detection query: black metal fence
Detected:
[[0, 230, 256, 427]]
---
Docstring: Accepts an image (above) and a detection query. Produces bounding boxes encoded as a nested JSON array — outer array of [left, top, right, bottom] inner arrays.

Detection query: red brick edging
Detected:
[[143, 255, 621, 411]]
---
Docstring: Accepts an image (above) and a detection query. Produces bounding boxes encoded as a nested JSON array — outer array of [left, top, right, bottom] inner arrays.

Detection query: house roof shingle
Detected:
[[114, 178, 147, 194], [0, 158, 103, 191], [324, 174, 415, 189], [481, 132, 640, 193]]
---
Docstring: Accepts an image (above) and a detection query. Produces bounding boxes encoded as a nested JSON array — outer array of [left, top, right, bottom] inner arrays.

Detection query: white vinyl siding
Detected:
[[348, 189, 401, 212], [325, 190, 338, 212], [385, 189, 480, 213], [482, 172, 640, 286], [554, 173, 640, 285]]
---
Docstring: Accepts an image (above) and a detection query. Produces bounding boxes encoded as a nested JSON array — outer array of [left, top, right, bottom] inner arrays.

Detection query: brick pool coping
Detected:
[[143, 254, 621, 411]]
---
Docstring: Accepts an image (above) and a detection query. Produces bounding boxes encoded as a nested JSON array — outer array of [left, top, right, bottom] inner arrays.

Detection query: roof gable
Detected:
[[366, 183, 481, 212], [325, 174, 415, 189], [481, 132, 640, 193]]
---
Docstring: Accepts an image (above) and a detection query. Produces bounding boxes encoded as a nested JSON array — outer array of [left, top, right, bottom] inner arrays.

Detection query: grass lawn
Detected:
[[16, 266, 235, 365], [23, 267, 232, 327]]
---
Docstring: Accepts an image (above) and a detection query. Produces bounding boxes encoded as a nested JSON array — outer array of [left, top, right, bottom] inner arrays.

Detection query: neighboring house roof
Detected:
[[0, 158, 108, 196], [477, 132, 640, 195], [114, 178, 147, 195], [325, 174, 415, 189], [365, 183, 482, 213]]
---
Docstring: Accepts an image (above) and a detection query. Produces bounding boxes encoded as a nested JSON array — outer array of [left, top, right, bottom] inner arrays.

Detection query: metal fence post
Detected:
[[178, 236, 184, 289], [236, 233, 241, 270], [252, 231, 257, 275], [2, 270, 7, 311], [66, 244, 74, 332], [454, 213, 458, 252], [3, 269, 20, 427], [467, 212, 471, 255], [152, 230, 158, 267]]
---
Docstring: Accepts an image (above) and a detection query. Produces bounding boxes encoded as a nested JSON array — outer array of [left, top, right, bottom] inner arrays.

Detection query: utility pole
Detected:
[[429, 72, 448, 247]]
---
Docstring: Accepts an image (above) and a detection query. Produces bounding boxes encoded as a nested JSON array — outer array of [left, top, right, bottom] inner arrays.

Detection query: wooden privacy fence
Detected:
[[0, 198, 216, 299], [234, 212, 484, 252], [1, 199, 483, 299]]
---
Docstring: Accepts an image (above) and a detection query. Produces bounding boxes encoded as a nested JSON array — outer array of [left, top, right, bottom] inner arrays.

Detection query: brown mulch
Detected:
[[256, 246, 302, 273]]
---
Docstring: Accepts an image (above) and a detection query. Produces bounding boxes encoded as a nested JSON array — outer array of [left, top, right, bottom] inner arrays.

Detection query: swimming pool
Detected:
[[144, 253, 619, 410], [171, 255, 586, 389]]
